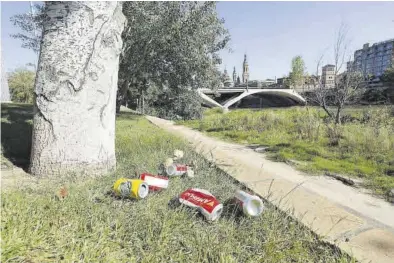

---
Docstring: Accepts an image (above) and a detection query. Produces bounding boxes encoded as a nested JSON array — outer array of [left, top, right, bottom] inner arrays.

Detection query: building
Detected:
[[348, 38, 394, 79], [322, 64, 335, 88], [242, 54, 249, 84], [220, 54, 278, 88], [232, 67, 237, 83], [222, 68, 234, 87]]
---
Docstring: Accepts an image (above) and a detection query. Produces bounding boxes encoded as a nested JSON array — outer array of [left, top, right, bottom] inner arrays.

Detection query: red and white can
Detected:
[[165, 164, 188, 177], [178, 188, 223, 221], [140, 173, 169, 191]]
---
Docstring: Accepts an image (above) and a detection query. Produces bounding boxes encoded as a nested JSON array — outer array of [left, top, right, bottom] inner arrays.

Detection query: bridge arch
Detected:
[[222, 89, 306, 109]]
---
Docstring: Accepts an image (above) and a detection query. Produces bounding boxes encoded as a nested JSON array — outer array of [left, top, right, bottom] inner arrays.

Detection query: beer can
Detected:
[[166, 164, 188, 176], [178, 188, 223, 221], [113, 178, 149, 199], [234, 190, 264, 217], [140, 173, 169, 191]]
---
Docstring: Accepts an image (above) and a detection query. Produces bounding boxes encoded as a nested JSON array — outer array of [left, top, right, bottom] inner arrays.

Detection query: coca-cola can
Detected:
[[140, 173, 169, 191]]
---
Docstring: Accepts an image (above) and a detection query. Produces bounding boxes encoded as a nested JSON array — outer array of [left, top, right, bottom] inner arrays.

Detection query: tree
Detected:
[[10, 3, 45, 54], [29, 2, 126, 177], [308, 24, 365, 124], [381, 66, 394, 87], [118, 2, 230, 118], [289, 55, 306, 88], [8, 68, 35, 103]]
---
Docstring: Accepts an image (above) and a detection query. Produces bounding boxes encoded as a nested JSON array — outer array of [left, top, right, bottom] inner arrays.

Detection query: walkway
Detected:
[[146, 115, 394, 263]]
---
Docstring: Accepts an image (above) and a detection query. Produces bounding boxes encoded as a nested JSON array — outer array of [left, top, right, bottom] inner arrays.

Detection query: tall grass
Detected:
[[179, 106, 394, 198], [1, 109, 353, 262]]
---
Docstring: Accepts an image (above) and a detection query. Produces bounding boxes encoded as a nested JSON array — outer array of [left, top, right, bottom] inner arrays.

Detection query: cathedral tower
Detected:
[[232, 67, 237, 83], [242, 54, 249, 84]]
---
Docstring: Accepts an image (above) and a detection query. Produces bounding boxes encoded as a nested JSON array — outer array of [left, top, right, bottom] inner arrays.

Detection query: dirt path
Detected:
[[146, 115, 394, 263]]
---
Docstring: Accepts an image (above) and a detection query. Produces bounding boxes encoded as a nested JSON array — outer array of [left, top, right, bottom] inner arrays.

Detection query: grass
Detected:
[[0, 103, 354, 262], [178, 106, 394, 198]]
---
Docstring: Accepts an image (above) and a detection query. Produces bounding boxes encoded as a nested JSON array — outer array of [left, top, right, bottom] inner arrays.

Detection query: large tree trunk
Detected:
[[29, 2, 126, 177]]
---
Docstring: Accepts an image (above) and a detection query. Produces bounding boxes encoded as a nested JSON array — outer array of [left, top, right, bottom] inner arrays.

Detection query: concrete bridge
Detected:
[[197, 88, 306, 109]]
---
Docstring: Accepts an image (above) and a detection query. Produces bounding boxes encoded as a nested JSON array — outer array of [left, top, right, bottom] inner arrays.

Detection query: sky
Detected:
[[1, 1, 394, 80]]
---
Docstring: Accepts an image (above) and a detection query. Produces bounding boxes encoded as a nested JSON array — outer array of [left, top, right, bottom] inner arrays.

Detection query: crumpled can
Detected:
[[178, 188, 223, 221]]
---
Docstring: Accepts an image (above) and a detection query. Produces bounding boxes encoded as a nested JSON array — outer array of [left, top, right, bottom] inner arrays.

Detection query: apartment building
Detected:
[[347, 38, 394, 78], [322, 64, 335, 88]]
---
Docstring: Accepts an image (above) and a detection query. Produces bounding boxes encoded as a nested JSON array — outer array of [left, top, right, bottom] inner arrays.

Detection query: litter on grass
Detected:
[[177, 188, 223, 221], [140, 173, 169, 191], [113, 178, 149, 199], [234, 190, 265, 217]]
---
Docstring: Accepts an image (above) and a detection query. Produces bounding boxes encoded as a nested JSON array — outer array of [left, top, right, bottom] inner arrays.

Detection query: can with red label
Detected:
[[165, 163, 188, 177], [178, 188, 223, 221], [140, 173, 169, 191]]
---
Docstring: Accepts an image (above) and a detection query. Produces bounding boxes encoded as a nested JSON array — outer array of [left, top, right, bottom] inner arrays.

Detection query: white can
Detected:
[[140, 173, 169, 191], [165, 164, 188, 176], [234, 190, 265, 217]]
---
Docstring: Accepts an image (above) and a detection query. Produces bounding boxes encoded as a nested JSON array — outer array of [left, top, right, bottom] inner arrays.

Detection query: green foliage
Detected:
[[9, 3, 44, 53], [145, 87, 203, 120], [8, 68, 36, 103], [118, 2, 230, 118], [1, 105, 352, 262], [381, 66, 394, 87], [180, 106, 394, 198], [289, 56, 306, 87]]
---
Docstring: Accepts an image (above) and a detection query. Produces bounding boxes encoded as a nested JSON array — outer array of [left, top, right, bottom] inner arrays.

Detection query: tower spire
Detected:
[[242, 53, 249, 84]]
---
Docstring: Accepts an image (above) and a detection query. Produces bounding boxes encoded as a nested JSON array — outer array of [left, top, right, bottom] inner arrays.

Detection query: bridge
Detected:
[[197, 88, 306, 109]]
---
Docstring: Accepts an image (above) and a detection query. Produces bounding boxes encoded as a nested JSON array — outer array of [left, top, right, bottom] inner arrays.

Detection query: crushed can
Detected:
[[165, 163, 188, 177], [113, 178, 149, 199], [178, 188, 223, 221], [140, 173, 169, 191], [234, 190, 265, 217]]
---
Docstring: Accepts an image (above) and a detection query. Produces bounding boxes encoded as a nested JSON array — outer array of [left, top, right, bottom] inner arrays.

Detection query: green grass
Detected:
[[1, 104, 353, 262], [179, 106, 394, 198]]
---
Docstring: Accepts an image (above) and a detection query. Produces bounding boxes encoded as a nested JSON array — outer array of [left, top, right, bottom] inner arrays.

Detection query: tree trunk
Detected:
[[141, 92, 145, 115], [335, 104, 342, 124], [29, 2, 126, 177], [116, 80, 129, 113]]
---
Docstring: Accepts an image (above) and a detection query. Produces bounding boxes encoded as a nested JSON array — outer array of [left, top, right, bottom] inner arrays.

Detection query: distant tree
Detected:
[[308, 23, 365, 124], [289, 55, 306, 88], [8, 68, 35, 103], [9, 3, 44, 54], [118, 2, 230, 118], [381, 66, 394, 87]]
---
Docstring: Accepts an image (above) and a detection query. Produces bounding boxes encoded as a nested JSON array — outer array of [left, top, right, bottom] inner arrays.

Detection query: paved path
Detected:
[[146, 115, 394, 263]]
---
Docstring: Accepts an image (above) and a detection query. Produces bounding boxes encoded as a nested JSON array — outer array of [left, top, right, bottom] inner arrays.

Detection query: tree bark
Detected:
[[29, 2, 126, 177]]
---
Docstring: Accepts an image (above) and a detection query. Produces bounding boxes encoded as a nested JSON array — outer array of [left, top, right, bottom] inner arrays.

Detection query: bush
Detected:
[[8, 68, 35, 103], [147, 89, 204, 120]]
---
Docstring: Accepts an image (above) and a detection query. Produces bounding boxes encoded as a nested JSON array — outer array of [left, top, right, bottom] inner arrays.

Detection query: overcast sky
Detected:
[[2, 1, 394, 80]]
